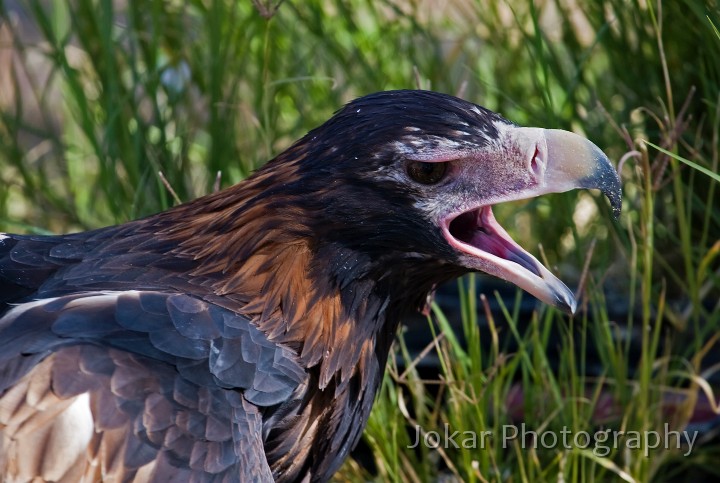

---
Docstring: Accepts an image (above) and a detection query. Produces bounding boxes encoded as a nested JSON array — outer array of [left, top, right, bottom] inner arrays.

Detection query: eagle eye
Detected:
[[406, 161, 447, 185]]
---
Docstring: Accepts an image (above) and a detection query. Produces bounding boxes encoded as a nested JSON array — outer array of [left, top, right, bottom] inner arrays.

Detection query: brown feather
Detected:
[[2, 91, 569, 481]]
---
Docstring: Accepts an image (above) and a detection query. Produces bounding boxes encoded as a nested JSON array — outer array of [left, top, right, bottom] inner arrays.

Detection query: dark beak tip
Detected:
[[606, 188, 622, 220], [583, 153, 623, 221], [549, 281, 577, 315], [568, 300, 578, 315], [559, 295, 577, 316], [604, 169, 623, 220]]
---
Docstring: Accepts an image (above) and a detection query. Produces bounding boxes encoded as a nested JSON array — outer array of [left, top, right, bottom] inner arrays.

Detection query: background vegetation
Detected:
[[1, 0, 719, 481]]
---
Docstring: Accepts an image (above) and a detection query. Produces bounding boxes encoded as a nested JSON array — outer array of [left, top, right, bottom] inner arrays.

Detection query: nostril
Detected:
[[530, 147, 542, 176]]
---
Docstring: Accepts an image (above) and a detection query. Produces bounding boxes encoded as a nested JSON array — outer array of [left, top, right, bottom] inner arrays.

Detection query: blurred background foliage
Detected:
[[1, 0, 719, 481], [0, 0, 717, 267]]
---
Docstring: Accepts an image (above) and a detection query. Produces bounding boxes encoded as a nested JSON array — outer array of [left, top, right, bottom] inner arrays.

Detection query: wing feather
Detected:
[[0, 290, 304, 481]]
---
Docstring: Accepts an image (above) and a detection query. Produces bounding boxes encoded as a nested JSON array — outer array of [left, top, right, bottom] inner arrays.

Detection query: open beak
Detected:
[[442, 128, 622, 314]]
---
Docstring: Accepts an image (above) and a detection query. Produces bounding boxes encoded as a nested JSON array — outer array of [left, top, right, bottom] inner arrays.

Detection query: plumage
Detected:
[[0, 90, 621, 482]]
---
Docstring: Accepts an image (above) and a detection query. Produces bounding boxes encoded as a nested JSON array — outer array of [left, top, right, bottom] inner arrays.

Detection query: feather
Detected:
[[0, 90, 620, 481]]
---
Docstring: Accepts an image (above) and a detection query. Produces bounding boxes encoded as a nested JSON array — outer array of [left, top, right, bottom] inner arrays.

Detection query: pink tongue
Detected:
[[472, 208, 541, 277], [470, 230, 515, 259]]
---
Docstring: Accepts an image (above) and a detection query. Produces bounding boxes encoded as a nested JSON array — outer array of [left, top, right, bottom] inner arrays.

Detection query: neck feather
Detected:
[[153, 156, 434, 389]]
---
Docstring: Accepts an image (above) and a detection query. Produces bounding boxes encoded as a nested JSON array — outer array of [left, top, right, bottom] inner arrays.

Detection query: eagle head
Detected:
[[270, 90, 621, 314], [0, 89, 623, 483]]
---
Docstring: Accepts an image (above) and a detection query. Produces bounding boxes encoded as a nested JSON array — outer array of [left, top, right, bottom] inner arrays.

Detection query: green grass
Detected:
[[1, 0, 719, 481]]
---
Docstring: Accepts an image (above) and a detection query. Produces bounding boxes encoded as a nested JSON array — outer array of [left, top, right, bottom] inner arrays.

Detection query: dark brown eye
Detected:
[[406, 161, 447, 185]]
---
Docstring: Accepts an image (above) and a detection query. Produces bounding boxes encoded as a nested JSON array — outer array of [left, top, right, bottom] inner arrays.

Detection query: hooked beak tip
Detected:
[[558, 293, 578, 315], [547, 272, 577, 315], [541, 129, 623, 220], [578, 141, 623, 220]]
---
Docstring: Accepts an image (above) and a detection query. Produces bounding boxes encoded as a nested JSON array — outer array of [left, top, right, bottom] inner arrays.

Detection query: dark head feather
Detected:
[[0, 90, 620, 482]]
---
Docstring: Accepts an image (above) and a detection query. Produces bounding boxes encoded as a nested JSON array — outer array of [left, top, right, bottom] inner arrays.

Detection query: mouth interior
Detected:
[[447, 206, 541, 276]]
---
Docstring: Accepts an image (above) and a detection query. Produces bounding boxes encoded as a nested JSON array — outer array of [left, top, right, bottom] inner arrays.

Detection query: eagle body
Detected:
[[0, 90, 621, 482]]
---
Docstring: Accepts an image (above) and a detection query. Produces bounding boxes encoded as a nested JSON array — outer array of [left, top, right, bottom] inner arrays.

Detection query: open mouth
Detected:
[[447, 206, 541, 277], [441, 205, 577, 314], [432, 126, 621, 314]]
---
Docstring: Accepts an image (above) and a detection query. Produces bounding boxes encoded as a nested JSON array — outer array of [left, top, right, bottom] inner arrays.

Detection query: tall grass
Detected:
[[1, 1, 718, 481], [348, 2, 720, 481]]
